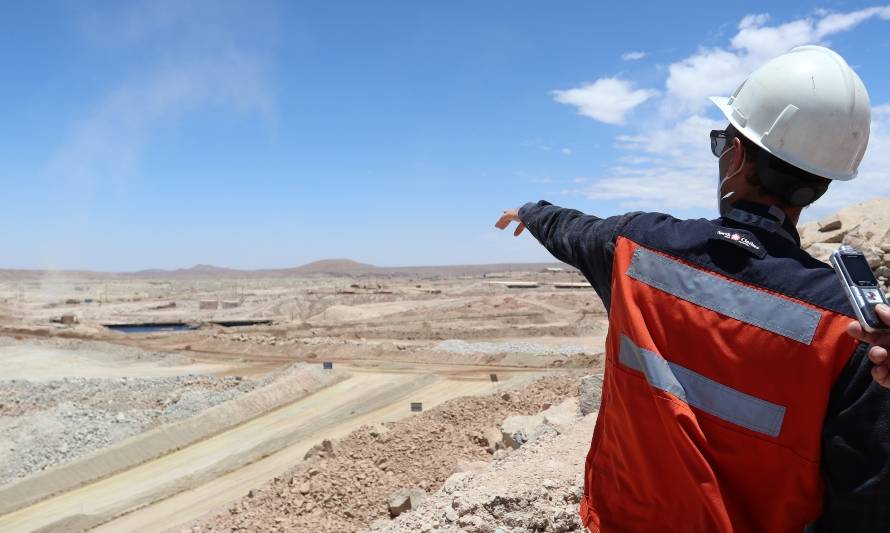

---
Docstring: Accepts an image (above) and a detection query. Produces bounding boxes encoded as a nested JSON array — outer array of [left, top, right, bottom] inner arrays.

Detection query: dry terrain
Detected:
[[1, 199, 887, 533], [0, 259, 606, 532]]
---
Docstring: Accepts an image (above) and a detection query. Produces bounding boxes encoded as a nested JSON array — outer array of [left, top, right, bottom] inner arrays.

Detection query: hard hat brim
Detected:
[[709, 96, 739, 131]]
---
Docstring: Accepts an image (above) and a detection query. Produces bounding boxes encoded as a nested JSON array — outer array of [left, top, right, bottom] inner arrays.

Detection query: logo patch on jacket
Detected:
[[710, 228, 766, 258]]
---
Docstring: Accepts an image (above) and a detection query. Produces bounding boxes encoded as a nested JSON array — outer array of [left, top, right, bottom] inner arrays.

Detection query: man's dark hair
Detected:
[[726, 124, 831, 207]]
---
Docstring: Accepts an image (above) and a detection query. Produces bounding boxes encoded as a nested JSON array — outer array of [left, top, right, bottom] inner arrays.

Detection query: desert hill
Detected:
[[0, 260, 573, 280]]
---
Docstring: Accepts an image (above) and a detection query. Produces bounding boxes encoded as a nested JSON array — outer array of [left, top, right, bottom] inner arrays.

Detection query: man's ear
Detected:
[[731, 137, 746, 172]]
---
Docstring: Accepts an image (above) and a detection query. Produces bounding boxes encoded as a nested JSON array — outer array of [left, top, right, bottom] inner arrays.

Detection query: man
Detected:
[[496, 46, 889, 531]]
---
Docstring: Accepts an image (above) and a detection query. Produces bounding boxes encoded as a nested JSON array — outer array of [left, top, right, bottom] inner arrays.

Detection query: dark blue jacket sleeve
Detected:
[[816, 342, 890, 532], [518, 200, 640, 312]]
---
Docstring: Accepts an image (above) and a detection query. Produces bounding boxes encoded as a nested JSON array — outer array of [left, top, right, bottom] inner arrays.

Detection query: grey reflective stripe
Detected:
[[619, 335, 785, 437], [626, 247, 821, 345]]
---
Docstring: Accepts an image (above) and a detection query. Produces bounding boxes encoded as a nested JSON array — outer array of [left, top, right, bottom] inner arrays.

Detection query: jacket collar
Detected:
[[720, 200, 801, 246]]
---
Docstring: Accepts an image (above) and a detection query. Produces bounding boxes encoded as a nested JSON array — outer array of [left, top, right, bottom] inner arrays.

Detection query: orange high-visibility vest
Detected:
[[579, 236, 859, 532]]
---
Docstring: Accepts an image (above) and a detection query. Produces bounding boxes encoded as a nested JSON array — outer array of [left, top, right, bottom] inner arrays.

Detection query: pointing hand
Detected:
[[495, 208, 526, 237]]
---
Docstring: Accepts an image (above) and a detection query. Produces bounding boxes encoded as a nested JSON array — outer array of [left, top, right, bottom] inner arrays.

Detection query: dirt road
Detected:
[[0, 372, 497, 533], [102, 377, 498, 533]]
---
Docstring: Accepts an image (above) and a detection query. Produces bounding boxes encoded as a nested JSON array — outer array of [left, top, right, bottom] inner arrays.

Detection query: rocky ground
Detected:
[[0, 343, 320, 486], [188, 374, 586, 532], [371, 412, 597, 533], [0, 335, 194, 366], [433, 340, 588, 356], [800, 198, 890, 290]]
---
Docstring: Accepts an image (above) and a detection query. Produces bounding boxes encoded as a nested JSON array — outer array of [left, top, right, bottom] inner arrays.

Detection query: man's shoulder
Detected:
[[616, 211, 718, 248], [615, 211, 853, 317]]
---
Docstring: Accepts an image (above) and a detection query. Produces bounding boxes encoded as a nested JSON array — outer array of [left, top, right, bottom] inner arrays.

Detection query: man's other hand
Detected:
[[495, 208, 525, 236], [847, 303, 890, 389]]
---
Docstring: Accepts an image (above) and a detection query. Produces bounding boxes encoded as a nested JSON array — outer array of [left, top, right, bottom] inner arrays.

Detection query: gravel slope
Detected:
[[188, 374, 581, 532]]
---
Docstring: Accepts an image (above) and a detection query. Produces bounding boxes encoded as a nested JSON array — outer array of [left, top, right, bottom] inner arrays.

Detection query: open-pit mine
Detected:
[[3, 200, 889, 532], [0, 259, 606, 532]]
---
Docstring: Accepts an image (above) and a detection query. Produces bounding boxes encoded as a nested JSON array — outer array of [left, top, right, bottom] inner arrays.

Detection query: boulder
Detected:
[[492, 449, 509, 460], [797, 222, 821, 248], [388, 491, 411, 518], [388, 488, 427, 518], [866, 248, 883, 268], [501, 413, 545, 449], [818, 215, 842, 232], [542, 397, 581, 433], [483, 426, 504, 453], [819, 225, 856, 244], [805, 243, 836, 263], [303, 439, 335, 460], [368, 423, 389, 439], [442, 471, 471, 493], [578, 374, 604, 416]]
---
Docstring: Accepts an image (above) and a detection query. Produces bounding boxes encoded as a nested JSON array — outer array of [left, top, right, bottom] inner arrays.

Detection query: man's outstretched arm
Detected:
[[496, 200, 640, 311]]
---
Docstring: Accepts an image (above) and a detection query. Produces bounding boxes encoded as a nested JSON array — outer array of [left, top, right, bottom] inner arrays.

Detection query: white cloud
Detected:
[[576, 114, 724, 210], [814, 7, 890, 37], [664, 48, 745, 116], [561, 147, 572, 155], [664, 6, 890, 114], [573, 169, 717, 210], [738, 13, 770, 29], [621, 51, 647, 61], [552, 78, 658, 125], [561, 8, 890, 214], [592, 102, 890, 215]]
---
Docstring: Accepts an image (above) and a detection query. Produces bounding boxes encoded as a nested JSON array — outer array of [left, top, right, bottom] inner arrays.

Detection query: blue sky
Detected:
[[2, 1, 889, 271]]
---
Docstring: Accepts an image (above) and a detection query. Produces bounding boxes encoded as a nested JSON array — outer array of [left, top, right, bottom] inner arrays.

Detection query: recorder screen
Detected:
[[841, 254, 879, 286]]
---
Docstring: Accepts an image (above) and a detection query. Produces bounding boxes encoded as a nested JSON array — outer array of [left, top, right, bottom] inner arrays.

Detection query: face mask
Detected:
[[717, 144, 745, 217]]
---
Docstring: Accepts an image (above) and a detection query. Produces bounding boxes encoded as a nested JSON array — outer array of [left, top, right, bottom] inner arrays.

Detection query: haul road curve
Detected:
[[0, 370, 506, 533]]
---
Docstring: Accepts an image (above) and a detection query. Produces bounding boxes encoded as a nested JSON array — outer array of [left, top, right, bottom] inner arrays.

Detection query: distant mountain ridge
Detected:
[[1, 258, 573, 280], [133, 264, 244, 277], [130, 258, 571, 278]]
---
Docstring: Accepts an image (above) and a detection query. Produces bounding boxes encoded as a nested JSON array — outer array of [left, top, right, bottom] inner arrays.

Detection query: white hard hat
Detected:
[[710, 45, 870, 181]]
